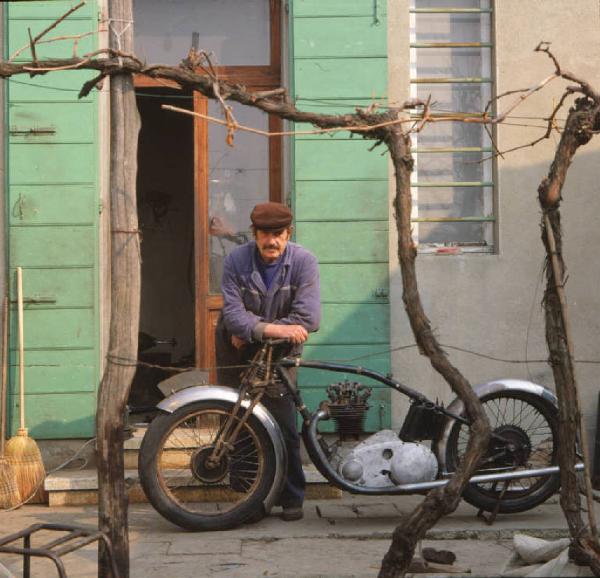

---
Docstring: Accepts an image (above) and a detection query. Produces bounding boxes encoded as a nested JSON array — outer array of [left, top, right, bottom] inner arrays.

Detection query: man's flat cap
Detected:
[[251, 202, 293, 230]]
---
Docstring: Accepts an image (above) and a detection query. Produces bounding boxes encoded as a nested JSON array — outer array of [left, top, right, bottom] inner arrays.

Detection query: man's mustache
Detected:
[[263, 244, 280, 250]]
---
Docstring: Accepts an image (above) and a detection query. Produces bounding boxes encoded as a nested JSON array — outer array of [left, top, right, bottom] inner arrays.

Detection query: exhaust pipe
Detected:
[[304, 410, 584, 495], [394, 462, 584, 493]]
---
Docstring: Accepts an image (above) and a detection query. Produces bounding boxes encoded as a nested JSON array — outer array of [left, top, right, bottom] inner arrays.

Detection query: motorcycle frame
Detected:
[[271, 354, 583, 495], [155, 343, 584, 498]]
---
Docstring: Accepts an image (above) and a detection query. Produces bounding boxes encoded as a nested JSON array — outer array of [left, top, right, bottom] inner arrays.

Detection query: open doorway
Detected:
[[129, 88, 196, 408], [131, 1, 283, 393]]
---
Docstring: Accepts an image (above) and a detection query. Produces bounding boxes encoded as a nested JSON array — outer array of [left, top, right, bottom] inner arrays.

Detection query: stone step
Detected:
[[44, 464, 340, 507], [45, 423, 342, 506]]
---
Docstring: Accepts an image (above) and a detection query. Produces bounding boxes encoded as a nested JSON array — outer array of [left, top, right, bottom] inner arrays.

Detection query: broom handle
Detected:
[[0, 297, 7, 457], [17, 267, 25, 431]]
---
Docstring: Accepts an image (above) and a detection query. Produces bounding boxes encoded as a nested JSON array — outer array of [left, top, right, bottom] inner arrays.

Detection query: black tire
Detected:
[[445, 390, 560, 514], [139, 400, 276, 531]]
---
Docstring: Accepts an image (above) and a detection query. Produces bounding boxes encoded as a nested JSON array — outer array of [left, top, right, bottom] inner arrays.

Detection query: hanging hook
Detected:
[[372, 0, 380, 25]]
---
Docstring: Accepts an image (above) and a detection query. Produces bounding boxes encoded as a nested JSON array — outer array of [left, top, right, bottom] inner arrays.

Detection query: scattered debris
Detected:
[[501, 533, 594, 577], [422, 546, 457, 565], [408, 557, 468, 574]]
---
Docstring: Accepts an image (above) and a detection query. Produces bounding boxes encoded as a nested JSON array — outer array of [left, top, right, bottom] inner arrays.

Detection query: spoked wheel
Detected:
[[139, 400, 276, 530], [445, 391, 560, 513]]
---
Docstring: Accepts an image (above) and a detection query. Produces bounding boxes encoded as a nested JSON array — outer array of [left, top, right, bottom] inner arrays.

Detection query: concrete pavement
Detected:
[[1, 493, 598, 577]]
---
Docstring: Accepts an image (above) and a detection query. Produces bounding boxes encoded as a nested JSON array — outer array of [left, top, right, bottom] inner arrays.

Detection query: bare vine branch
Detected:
[[162, 103, 416, 137], [2, 39, 600, 577]]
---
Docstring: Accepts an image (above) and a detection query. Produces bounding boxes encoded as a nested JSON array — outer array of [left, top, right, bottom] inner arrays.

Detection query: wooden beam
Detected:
[[96, 1, 141, 577]]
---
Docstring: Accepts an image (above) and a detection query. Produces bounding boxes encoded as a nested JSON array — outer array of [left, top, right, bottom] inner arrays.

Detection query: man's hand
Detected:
[[231, 335, 247, 349], [263, 323, 308, 344]]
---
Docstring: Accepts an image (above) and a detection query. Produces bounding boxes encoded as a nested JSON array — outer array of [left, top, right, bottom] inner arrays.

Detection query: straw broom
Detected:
[[5, 267, 45, 501], [0, 296, 20, 508]]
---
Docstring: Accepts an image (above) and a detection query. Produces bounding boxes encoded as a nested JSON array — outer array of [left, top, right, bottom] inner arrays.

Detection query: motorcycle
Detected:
[[138, 339, 582, 531]]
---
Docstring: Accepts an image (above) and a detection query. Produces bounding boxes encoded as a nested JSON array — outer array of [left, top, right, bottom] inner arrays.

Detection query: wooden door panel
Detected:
[[207, 307, 222, 382], [195, 100, 281, 373], [172, 1, 283, 374]]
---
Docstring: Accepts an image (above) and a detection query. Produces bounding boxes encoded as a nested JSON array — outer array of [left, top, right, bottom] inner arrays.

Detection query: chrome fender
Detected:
[[157, 385, 287, 512], [435, 379, 558, 474]]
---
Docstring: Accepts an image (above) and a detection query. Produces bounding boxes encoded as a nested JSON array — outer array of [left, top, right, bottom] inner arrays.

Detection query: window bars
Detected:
[[409, 0, 495, 253]]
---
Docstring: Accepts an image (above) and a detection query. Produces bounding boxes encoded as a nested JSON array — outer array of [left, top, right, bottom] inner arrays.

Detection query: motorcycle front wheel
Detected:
[[445, 390, 560, 514], [139, 400, 277, 531]]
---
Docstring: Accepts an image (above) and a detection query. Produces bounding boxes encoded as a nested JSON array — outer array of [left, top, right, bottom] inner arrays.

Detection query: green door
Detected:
[[291, 0, 391, 431], [6, 1, 100, 438]]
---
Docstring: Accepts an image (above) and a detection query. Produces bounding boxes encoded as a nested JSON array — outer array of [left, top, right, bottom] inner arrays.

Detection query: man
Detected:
[[215, 201, 321, 522]]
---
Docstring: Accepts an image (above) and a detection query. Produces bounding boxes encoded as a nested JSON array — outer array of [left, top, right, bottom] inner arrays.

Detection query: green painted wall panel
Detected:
[[10, 227, 95, 267], [9, 308, 95, 350], [293, 100, 388, 138], [294, 17, 386, 58], [9, 19, 97, 60], [291, 0, 390, 430], [309, 303, 389, 345], [295, 180, 388, 220], [7, 71, 96, 102], [295, 140, 387, 180], [296, 221, 388, 263], [8, 1, 96, 19], [295, 99, 383, 115], [8, 267, 94, 308], [9, 185, 96, 225], [299, 387, 391, 433], [299, 344, 391, 387], [8, 350, 97, 395], [10, 102, 96, 144], [294, 58, 387, 99], [320, 263, 389, 303], [7, 1, 100, 440], [9, 143, 96, 184], [294, 0, 387, 18], [8, 393, 96, 439]]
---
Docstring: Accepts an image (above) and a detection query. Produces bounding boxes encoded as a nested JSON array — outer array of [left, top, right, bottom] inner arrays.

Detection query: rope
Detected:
[[0, 438, 97, 512], [107, 18, 133, 67], [105, 344, 600, 375]]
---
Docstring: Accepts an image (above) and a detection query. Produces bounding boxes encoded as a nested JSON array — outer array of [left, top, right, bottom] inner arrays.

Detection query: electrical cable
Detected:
[[0, 437, 97, 511], [5, 79, 569, 129]]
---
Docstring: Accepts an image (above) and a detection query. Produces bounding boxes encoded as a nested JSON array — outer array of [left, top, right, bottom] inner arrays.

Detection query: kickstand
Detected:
[[477, 480, 508, 526]]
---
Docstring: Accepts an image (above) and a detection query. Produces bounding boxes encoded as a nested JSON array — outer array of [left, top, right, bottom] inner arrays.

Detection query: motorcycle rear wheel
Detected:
[[139, 400, 276, 530], [445, 390, 560, 514]]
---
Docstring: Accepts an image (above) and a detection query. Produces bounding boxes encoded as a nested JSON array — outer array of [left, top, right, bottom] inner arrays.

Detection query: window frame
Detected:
[[409, 1, 497, 254]]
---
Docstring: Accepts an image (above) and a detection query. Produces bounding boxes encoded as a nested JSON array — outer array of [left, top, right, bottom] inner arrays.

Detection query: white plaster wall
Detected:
[[388, 0, 600, 455]]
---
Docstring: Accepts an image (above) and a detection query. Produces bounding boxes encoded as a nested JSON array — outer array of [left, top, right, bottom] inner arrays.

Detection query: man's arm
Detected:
[[221, 255, 263, 343], [253, 252, 321, 344]]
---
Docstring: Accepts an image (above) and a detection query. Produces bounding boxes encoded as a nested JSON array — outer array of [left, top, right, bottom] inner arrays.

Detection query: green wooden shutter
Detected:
[[6, 1, 100, 438], [291, 0, 391, 431]]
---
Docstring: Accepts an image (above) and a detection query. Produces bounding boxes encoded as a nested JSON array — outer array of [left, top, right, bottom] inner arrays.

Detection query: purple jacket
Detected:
[[221, 241, 321, 343]]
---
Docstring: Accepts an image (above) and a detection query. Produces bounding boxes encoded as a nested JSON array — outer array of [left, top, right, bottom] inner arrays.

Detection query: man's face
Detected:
[[254, 227, 291, 263]]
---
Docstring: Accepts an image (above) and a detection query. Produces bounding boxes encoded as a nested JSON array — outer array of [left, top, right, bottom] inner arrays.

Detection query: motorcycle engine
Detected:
[[338, 430, 438, 488]]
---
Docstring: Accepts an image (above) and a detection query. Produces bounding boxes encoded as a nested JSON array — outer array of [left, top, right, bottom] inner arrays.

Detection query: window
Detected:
[[134, 0, 271, 66], [410, 0, 494, 253], [132, 0, 282, 374]]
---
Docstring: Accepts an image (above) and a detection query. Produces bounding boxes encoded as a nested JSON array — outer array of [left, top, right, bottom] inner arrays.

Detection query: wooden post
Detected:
[[97, 0, 141, 576]]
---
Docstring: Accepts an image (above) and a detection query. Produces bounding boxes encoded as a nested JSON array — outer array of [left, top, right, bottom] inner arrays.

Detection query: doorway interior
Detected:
[[129, 0, 283, 408], [130, 88, 196, 407]]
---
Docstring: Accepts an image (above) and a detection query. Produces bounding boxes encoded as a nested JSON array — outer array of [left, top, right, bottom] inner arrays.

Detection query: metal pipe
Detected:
[[411, 181, 494, 187], [410, 9, 493, 14], [413, 217, 495, 223], [411, 77, 493, 84], [280, 358, 428, 404], [304, 410, 583, 496], [412, 147, 493, 153], [411, 42, 493, 48]]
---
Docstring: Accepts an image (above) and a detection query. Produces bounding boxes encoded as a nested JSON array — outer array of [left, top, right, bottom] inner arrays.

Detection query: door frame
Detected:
[[194, 96, 283, 374], [133, 0, 283, 375]]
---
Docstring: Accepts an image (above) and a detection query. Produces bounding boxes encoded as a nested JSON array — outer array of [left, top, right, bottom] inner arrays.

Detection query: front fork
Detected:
[[206, 345, 274, 467]]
